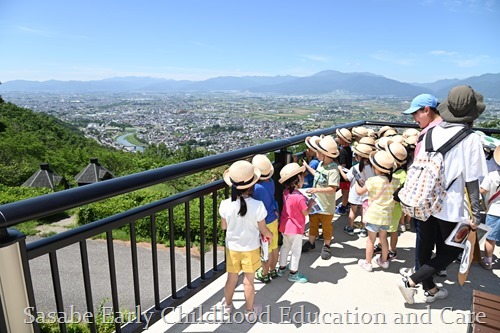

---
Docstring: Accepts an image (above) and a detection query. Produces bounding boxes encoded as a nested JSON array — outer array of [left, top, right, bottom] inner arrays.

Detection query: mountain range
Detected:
[[2, 70, 499, 99]]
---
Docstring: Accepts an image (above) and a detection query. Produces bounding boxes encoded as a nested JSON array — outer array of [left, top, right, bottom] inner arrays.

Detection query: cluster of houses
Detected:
[[22, 158, 114, 191]]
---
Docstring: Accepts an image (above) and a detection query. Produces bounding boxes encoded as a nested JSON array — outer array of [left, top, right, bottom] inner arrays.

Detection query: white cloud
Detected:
[[300, 54, 330, 62], [430, 50, 458, 56]]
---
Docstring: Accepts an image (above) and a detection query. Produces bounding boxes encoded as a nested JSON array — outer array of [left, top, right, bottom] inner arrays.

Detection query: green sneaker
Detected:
[[288, 272, 309, 283], [255, 269, 271, 283]]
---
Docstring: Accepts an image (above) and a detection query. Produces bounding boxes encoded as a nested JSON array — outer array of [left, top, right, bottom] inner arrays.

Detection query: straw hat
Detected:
[[336, 128, 352, 144], [251, 154, 274, 180], [359, 136, 376, 148], [375, 136, 391, 151], [316, 135, 340, 158], [404, 135, 418, 149], [403, 128, 420, 138], [279, 162, 306, 184], [366, 128, 376, 138], [223, 160, 261, 189], [388, 134, 405, 145], [494, 146, 500, 165], [377, 126, 396, 139], [305, 135, 323, 151], [383, 128, 398, 137], [353, 143, 374, 159], [352, 127, 368, 139], [386, 142, 408, 166], [369, 151, 395, 174]]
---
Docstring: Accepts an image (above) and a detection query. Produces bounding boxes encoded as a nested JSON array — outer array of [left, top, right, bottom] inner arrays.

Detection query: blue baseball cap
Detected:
[[403, 94, 438, 114]]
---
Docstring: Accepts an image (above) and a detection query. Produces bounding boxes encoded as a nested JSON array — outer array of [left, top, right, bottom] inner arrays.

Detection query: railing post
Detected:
[[0, 229, 35, 333]]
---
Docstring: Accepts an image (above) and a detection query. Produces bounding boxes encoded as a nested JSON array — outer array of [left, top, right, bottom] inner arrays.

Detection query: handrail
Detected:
[[0, 120, 365, 230]]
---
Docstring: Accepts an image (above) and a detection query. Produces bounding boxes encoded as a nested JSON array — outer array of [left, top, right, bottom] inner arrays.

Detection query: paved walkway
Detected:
[[145, 213, 500, 333]]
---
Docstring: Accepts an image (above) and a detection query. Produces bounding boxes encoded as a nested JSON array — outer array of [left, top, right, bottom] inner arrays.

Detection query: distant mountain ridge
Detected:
[[2, 71, 500, 99]]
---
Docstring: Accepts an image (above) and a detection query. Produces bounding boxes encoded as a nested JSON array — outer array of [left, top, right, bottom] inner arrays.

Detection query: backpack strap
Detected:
[[425, 126, 474, 154]]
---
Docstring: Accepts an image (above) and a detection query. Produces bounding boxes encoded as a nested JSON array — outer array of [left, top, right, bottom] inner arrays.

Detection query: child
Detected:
[[219, 160, 273, 320], [335, 128, 353, 216], [479, 145, 500, 270], [374, 141, 407, 260], [277, 162, 316, 282], [355, 151, 399, 271], [251, 154, 279, 283], [302, 135, 321, 188], [303, 135, 340, 260], [338, 143, 375, 236]]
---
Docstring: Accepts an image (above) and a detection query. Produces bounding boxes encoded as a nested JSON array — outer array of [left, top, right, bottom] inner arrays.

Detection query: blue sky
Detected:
[[0, 0, 499, 83]]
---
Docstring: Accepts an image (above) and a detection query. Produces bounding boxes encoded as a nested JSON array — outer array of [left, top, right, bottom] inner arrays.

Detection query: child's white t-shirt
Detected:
[[480, 170, 500, 217], [347, 164, 375, 205], [219, 197, 267, 251]]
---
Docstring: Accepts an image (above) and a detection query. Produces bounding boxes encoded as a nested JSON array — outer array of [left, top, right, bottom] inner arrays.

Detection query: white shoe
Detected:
[[399, 266, 415, 277], [358, 259, 373, 272], [397, 278, 417, 304], [374, 256, 389, 269], [425, 288, 448, 303]]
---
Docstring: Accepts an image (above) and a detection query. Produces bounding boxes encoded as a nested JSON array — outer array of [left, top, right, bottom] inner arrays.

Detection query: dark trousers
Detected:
[[410, 216, 462, 291], [413, 218, 421, 270]]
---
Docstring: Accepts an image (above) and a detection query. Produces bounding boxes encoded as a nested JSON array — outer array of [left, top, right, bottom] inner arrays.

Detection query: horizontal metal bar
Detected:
[[0, 121, 365, 229]]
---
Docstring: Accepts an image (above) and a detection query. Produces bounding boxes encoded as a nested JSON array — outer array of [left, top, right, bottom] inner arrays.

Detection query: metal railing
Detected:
[[0, 120, 498, 333]]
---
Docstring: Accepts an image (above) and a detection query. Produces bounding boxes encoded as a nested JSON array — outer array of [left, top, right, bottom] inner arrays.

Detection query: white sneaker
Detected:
[[375, 256, 389, 269], [399, 266, 415, 277], [424, 288, 448, 303], [221, 298, 234, 315], [245, 304, 262, 322], [358, 259, 373, 272], [397, 278, 417, 304]]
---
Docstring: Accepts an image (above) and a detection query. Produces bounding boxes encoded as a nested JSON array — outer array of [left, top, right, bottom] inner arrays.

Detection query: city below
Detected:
[[3, 91, 500, 154]]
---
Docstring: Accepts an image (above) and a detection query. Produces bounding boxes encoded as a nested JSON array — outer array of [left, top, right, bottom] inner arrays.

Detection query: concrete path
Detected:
[[145, 213, 500, 333]]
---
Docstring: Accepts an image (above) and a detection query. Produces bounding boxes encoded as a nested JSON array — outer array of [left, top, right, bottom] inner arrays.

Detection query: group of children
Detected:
[[218, 125, 500, 319]]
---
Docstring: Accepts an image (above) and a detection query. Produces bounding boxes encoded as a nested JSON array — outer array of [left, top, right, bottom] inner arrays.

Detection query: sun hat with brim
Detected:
[[375, 136, 391, 151], [494, 146, 500, 165], [359, 136, 376, 148], [383, 129, 398, 137], [404, 135, 418, 149], [377, 126, 396, 139], [388, 135, 405, 145], [279, 162, 306, 184], [403, 128, 420, 138], [403, 93, 438, 115], [305, 135, 323, 151], [366, 128, 376, 138], [251, 154, 274, 180], [223, 160, 261, 189], [336, 128, 352, 144], [386, 142, 408, 166], [369, 151, 395, 174], [352, 127, 368, 139], [437, 85, 486, 123], [316, 135, 340, 158], [353, 143, 374, 159]]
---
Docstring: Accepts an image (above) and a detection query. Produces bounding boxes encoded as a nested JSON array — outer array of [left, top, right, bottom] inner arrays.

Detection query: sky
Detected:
[[0, 0, 499, 84]]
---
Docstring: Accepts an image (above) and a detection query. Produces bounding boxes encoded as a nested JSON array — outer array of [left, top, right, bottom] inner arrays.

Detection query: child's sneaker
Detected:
[[255, 268, 271, 283], [436, 269, 447, 277], [374, 256, 389, 269], [276, 266, 287, 277], [343, 225, 355, 235], [480, 260, 493, 270], [321, 244, 332, 260], [373, 243, 382, 254], [287, 272, 309, 283], [388, 250, 397, 261], [270, 269, 278, 278], [302, 241, 316, 253], [399, 266, 415, 277], [358, 259, 373, 272], [335, 205, 348, 215], [424, 288, 448, 303], [397, 278, 417, 304], [359, 228, 367, 238], [221, 298, 234, 315], [245, 304, 262, 322]]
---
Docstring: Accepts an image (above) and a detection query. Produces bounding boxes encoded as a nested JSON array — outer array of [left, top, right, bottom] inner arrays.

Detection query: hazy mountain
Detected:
[[2, 71, 499, 98]]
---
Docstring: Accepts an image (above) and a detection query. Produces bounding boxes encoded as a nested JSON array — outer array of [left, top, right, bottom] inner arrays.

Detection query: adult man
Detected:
[[398, 86, 487, 304], [399, 93, 443, 276]]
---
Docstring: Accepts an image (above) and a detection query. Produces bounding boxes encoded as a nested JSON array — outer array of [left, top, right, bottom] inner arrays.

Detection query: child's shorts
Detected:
[[309, 214, 333, 240], [339, 181, 350, 190], [226, 248, 261, 274], [267, 220, 279, 251], [485, 214, 500, 243], [365, 223, 390, 233]]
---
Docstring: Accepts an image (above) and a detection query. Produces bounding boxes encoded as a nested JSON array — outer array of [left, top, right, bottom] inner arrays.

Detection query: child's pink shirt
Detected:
[[279, 189, 308, 235]]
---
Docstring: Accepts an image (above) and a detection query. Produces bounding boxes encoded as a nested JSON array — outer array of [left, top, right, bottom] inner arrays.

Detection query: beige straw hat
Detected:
[[369, 151, 395, 174], [359, 136, 376, 148], [279, 162, 306, 184], [403, 128, 420, 138], [251, 154, 274, 180], [375, 136, 391, 151], [353, 143, 374, 159], [383, 128, 398, 137], [336, 128, 352, 144], [388, 134, 405, 145], [223, 160, 261, 189], [386, 142, 408, 166], [404, 135, 418, 149], [352, 127, 368, 139], [494, 146, 500, 165], [316, 135, 340, 158], [305, 135, 323, 151], [377, 126, 396, 139]]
